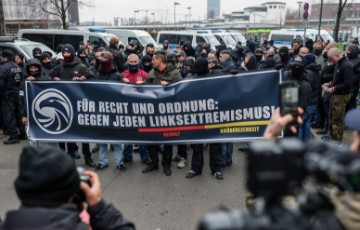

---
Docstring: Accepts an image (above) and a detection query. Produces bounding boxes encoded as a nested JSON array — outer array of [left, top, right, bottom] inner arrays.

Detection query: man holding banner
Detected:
[[142, 50, 182, 176]]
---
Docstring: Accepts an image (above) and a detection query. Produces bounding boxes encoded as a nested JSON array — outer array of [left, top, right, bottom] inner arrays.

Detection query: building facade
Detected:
[[207, 0, 220, 19]]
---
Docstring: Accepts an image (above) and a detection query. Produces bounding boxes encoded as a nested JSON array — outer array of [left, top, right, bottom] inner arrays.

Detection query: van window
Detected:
[[271, 34, 295, 42], [179, 35, 193, 43], [55, 34, 83, 51], [89, 36, 107, 49], [196, 36, 206, 44], [21, 33, 53, 50], [159, 34, 172, 44], [214, 35, 226, 45]]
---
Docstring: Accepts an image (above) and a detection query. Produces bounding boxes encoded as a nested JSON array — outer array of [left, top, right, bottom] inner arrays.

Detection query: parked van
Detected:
[[280, 28, 334, 43], [195, 30, 237, 50], [103, 29, 160, 50], [230, 32, 247, 45], [268, 30, 313, 49], [157, 31, 220, 50], [18, 29, 118, 51]]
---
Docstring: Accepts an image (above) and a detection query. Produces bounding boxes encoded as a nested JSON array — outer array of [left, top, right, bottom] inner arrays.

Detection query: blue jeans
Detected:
[[298, 109, 311, 142], [123, 144, 149, 161], [307, 104, 318, 123], [98, 144, 123, 166], [219, 143, 233, 165]]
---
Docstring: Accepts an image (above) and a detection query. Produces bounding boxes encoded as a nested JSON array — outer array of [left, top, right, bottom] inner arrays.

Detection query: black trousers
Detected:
[[148, 145, 173, 167], [59, 143, 91, 159], [190, 143, 221, 174], [177, 144, 187, 159], [2, 96, 19, 139]]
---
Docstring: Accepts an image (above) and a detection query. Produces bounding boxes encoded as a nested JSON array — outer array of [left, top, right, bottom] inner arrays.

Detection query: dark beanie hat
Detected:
[[142, 54, 152, 63], [62, 44, 75, 56], [77, 47, 87, 57], [32, 47, 42, 56], [193, 57, 209, 76], [119, 44, 124, 49], [14, 146, 80, 204], [1, 49, 13, 59], [304, 53, 316, 64], [39, 53, 51, 62]]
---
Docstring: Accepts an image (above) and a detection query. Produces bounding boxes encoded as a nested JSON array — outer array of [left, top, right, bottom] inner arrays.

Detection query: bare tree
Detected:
[[26, 0, 91, 30], [0, 0, 5, 35]]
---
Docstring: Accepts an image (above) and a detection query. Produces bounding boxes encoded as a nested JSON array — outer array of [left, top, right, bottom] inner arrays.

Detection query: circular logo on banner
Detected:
[[32, 89, 73, 134]]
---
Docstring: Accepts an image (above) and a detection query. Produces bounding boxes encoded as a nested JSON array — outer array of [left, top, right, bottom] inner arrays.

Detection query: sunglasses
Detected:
[[208, 60, 216, 64]]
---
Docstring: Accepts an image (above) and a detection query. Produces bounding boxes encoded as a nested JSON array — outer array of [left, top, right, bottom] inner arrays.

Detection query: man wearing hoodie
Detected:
[[49, 44, 96, 167], [275, 46, 291, 70], [162, 40, 169, 51], [218, 50, 237, 73], [39, 53, 54, 77], [183, 41, 196, 57], [300, 53, 321, 142], [346, 44, 360, 111]]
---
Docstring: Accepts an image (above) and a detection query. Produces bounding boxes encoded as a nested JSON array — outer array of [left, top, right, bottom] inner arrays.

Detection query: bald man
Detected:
[[122, 54, 147, 85], [322, 47, 353, 142]]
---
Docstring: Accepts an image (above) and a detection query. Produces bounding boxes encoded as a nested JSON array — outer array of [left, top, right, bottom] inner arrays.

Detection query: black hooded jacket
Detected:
[[305, 62, 322, 105], [183, 42, 196, 57], [347, 45, 360, 90], [49, 58, 94, 80]]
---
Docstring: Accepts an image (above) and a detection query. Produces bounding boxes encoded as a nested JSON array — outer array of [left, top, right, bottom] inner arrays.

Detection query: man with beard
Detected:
[[144, 43, 155, 58], [49, 44, 96, 167], [143, 50, 181, 176]]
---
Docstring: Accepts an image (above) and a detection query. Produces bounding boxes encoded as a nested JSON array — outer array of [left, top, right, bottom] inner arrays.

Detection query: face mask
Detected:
[[128, 63, 139, 72], [146, 53, 154, 58], [255, 55, 263, 62], [100, 60, 112, 71], [314, 48, 322, 56], [322, 52, 328, 59], [291, 65, 304, 76], [28, 69, 40, 78], [163, 44, 168, 50], [63, 54, 74, 63], [279, 53, 289, 62], [42, 62, 52, 69], [143, 64, 153, 72]]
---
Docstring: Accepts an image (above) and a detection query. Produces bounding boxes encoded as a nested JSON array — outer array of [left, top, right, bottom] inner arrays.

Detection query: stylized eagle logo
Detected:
[[32, 89, 73, 134]]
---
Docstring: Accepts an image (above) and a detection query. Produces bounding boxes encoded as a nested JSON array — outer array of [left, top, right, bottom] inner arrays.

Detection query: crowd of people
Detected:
[[0, 34, 359, 181]]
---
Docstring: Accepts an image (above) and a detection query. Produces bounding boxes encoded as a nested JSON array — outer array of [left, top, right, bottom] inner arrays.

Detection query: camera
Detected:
[[73, 167, 91, 203], [199, 139, 360, 230]]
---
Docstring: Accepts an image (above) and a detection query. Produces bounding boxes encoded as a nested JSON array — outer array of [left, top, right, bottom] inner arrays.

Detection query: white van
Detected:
[[268, 30, 313, 49], [280, 28, 334, 43], [194, 30, 237, 50], [230, 32, 247, 45], [18, 29, 118, 51], [103, 29, 160, 50], [157, 31, 220, 50]]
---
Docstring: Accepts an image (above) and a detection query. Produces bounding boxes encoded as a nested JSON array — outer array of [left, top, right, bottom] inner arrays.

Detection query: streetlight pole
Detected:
[[187, 7, 191, 25], [134, 10, 139, 26], [297, 1, 303, 28], [174, 2, 180, 28], [318, 0, 323, 41], [151, 12, 155, 23]]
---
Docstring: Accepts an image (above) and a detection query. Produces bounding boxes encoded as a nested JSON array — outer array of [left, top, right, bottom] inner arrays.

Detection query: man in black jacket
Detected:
[[0, 145, 135, 230], [346, 44, 360, 111], [107, 37, 125, 73], [49, 44, 96, 167], [322, 47, 353, 142]]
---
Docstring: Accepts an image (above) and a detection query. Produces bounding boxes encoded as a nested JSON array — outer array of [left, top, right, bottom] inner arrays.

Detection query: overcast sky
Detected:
[[79, 0, 318, 24]]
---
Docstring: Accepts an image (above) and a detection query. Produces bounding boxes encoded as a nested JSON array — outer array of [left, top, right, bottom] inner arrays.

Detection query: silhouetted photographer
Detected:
[[0, 146, 135, 230]]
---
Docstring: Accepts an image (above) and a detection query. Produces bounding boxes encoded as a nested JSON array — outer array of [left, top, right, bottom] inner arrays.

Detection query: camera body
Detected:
[[73, 167, 91, 203], [199, 139, 360, 230]]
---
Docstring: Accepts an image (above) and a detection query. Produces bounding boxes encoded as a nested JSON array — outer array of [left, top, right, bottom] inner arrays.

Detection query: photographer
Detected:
[[0, 146, 135, 230]]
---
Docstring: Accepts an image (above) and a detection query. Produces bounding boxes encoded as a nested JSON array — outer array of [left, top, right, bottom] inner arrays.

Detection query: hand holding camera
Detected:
[[78, 169, 102, 207]]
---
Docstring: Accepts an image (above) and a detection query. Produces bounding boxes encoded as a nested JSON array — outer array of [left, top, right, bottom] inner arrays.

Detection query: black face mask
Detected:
[[291, 65, 304, 77], [314, 48, 322, 56], [322, 52, 328, 59], [128, 64, 139, 72], [42, 62, 53, 69], [279, 53, 289, 62], [255, 55, 263, 63], [143, 64, 153, 72], [146, 53, 154, 58]]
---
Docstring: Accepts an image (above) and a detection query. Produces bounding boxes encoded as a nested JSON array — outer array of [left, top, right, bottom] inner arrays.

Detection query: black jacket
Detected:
[[0, 60, 23, 97], [262, 56, 276, 69], [0, 200, 135, 230], [49, 58, 94, 80], [284, 72, 311, 110], [94, 66, 122, 81], [332, 57, 353, 95], [107, 46, 125, 72], [305, 62, 322, 105], [347, 53, 360, 90]]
